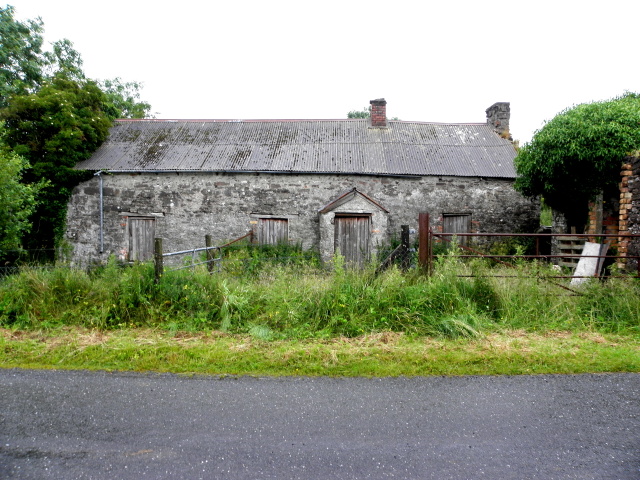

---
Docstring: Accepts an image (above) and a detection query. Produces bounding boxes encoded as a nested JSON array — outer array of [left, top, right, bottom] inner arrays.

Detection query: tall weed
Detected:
[[576, 277, 640, 334], [1, 249, 638, 339]]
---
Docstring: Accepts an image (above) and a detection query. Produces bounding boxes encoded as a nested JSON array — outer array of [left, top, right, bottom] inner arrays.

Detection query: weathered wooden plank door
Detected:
[[442, 214, 471, 246], [334, 215, 370, 267], [258, 218, 288, 245], [128, 217, 155, 262]]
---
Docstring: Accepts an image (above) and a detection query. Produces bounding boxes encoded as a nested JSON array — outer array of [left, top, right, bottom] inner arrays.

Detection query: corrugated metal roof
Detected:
[[76, 119, 518, 178]]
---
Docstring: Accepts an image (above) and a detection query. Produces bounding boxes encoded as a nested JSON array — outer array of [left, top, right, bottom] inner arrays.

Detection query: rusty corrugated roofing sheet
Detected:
[[76, 119, 518, 178]]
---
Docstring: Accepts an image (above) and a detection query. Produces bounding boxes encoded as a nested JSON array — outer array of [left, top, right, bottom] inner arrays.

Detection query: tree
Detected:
[[0, 5, 46, 106], [100, 77, 152, 119], [347, 107, 370, 119], [1, 73, 113, 249], [1, 5, 150, 118], [0, 125, 45, 254], [43, 38, 85, 81], [0, 5, 153, 255], [514, 93, 640, 228], [347, 107, 399, 121]]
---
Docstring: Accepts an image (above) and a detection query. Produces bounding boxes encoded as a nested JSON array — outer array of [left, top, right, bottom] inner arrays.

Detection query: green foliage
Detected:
[[0, 6, 149, 117], [0, 7, 85, 104], [0, 6, 153, 253], [99, 77, 152, 119], [514, 93, 640, 226], [2, 74, 113, 167], [540, 199, 553, 226], [347, 107, 370, 119], [0, 127, 46, 254], [0, 6, 45, 106], [219, 242, 322, 276], [43, 38, 85, 81], [347, 106, 399, 121], [1, 73, 112, 248]]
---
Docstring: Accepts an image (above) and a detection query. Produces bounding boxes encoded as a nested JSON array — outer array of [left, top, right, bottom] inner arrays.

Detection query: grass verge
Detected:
[[2, 328, 638, 377]]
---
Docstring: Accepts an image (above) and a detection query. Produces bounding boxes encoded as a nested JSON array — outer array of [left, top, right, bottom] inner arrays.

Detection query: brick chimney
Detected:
[[485, 102, 510, 139], [370, 98, 387, 127]]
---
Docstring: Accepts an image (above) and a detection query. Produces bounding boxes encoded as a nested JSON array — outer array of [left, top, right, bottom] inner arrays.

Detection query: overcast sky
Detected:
[[8, 0, 640, 144]]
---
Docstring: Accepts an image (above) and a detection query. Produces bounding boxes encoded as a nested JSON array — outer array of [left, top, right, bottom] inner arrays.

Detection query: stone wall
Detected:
[[618, 155, 640, 271], [65, 172, 539, 266]]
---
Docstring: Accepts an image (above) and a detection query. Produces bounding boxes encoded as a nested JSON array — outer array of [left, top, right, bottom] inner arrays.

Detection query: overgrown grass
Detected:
[[1, 251, 638, 341]]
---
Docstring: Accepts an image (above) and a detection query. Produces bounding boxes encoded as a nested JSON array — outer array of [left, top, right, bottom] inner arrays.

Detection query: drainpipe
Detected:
[[94, 171, 104, 253]]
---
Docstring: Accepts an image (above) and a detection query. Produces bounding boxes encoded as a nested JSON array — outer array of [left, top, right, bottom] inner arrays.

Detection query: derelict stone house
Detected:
[[65, 99, 538, 266]]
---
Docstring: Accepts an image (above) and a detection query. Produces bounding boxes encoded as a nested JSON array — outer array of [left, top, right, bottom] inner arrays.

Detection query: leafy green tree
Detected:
[[100, 77, 152, 119], [0, 5, 45, 106], [0, 5, 154, 256], [0, 125, 45, 254], [347, 107, 370, 119], [347, 107, 399, 121], [1, 5, 150, 118], [1, 73, 113, 250], [43, 38, 85, 81], [514, 93, 640, 228]]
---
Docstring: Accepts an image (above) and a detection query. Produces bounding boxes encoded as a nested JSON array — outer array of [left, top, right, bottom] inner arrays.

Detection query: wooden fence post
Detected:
[[205, 235, 214, 274], [154, 237, 163, 284], [418, 213, 432, 274]]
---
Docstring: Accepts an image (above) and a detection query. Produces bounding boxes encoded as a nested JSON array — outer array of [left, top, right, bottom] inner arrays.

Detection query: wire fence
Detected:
[[426, 232, 640, 277], [3, 228, 639, 289]]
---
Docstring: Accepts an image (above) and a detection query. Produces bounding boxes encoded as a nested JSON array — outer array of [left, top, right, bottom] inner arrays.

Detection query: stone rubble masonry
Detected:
[[65, 172, 539, 267], [618, 155, 640, 271], [485, 102, 511, 139]]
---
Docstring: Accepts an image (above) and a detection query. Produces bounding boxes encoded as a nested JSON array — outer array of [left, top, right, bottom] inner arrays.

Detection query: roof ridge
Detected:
[[114, 118, 489, 126]]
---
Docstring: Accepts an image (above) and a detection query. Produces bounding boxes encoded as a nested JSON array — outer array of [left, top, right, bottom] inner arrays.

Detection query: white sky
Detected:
[[8, 0, 640, 144]]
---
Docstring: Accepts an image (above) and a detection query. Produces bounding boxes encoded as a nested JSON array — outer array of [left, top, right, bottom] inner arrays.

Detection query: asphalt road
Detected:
[[0, 369, 638, 479]]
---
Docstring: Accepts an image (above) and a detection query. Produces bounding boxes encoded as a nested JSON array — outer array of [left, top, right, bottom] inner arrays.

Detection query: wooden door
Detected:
[[258, 218, 288, 245], [128, 217, 155, 262], [334, 215, 370, 267], [442, 214, 470, 246]]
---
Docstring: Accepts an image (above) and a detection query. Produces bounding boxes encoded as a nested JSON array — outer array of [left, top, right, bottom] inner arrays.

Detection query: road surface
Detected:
[[1, 369, 638, 479]]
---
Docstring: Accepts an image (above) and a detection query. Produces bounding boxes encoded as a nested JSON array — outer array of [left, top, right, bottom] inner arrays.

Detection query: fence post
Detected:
[[418, 213, 431, 274], [205, 235, 214, 274], [400, 225, 410, 270], [154, 237, 163, 284]]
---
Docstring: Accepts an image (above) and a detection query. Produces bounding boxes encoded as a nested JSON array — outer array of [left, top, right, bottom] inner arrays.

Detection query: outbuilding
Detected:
[[65, 99, 538, 265]]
